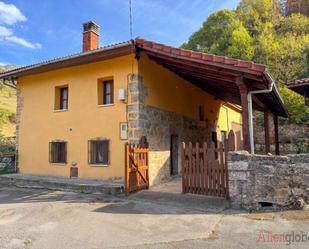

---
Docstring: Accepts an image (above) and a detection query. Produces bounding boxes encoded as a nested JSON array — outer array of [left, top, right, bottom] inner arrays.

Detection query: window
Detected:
[[97, 79, 114, 106], [55, 85, 68, 110], [199, 105, 205, 121], [103, 80, 114, 104], [60, 87, 68, 109], [49, 141, 67, 163], [88, 140, 109, 165]]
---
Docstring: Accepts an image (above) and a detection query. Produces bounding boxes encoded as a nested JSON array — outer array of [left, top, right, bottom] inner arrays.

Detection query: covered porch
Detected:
[[136, 38, 288, 155]]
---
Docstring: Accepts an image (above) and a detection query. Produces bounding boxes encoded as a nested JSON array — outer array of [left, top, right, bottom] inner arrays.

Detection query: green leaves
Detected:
[[182, 0, 309, 123]]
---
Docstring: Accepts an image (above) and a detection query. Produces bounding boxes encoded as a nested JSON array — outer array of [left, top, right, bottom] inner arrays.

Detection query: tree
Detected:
[[182, 0, 309, 123], [182, 10, 254, 60]]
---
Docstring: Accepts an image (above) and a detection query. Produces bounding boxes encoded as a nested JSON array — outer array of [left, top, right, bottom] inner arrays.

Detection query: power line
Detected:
[[129, 0, 133, 40]]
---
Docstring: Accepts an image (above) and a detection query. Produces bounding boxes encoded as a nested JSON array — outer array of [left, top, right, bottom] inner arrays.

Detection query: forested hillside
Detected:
[[0, 67, 16, 138], [182, 0, 309, 124]]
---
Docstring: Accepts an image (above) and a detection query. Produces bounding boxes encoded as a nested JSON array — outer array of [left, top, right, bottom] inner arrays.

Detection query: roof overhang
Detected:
[[0, 41, 133, 79], [0, 37, 288, 117], [287, 78, 309, 96], [135, 38, 288, 117]]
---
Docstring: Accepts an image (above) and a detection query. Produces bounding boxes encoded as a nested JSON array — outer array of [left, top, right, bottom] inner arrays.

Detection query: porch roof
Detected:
[[135, 38, 288, 117], [287, 78, 309, 96]]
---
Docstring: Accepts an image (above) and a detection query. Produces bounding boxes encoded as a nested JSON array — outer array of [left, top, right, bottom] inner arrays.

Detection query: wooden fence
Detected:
[[124, 143, 149, 196], [181, 130, 235, 198]]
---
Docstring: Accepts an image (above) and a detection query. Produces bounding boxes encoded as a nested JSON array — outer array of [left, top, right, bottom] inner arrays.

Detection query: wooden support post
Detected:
[[274, 115, 279, 155], [264, 111, 270, 153], [236, 77, 250, 152]]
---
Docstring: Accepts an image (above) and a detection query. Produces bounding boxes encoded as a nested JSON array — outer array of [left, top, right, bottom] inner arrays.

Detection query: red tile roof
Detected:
[[135, 38, 267, 74]]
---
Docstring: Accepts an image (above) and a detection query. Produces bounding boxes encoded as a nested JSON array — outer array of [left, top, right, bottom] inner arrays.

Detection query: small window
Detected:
[[55, 86, 68, 110], [88, 140, 109, 165], [49, 141, 67, 163], [199, 105, 205, 121], [103, 80, 114, 104], [97, 79, 114, 105]]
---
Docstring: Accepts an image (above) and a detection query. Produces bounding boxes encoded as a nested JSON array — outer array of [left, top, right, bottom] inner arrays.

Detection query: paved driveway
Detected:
[[0, 187, 308, 249]]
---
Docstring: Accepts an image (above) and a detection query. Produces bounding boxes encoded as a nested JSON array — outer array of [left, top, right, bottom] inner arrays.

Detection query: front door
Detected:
[[170, 135, 179, 175]]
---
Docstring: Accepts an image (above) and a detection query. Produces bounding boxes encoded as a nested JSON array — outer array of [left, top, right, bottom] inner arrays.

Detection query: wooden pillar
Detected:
[[274, 115, 279, 155], [264, 111, 270, 153], [236, 77, 250, 152]]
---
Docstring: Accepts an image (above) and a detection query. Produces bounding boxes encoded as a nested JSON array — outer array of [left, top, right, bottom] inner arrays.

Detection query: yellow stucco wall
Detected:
[[17, 52, 242, 180], [18, 54, 137, 179], [138, 53, 242, 135]]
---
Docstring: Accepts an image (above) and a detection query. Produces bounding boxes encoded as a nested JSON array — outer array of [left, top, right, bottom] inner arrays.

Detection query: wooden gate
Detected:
[[181, 131, 235, 198], [124, 143, 149, 196]]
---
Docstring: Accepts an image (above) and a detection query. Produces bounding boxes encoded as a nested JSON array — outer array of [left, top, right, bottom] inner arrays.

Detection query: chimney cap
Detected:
[[83, 21, 100, 35]]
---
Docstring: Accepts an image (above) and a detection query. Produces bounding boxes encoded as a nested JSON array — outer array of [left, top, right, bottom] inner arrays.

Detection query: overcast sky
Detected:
[[0, 0, 240, 66]]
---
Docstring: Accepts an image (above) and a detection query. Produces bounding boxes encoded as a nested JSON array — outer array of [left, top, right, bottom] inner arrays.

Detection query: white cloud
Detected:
[[5, 36, 41, 49], [0, 1, 26, 25], [0, 25, 11, 36], [0, 25, 41, 49], [0, 61, 7, 66], [0, 2, 41, 49]]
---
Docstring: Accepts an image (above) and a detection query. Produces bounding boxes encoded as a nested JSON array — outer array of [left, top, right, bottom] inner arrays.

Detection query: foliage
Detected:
[[0, 135, 16, 156], [182, 0, 309, 123]]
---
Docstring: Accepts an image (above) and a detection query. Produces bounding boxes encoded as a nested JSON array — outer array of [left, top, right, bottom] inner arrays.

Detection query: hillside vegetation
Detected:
[[0, 68, 16, 137], [182, 0, 309, 124]]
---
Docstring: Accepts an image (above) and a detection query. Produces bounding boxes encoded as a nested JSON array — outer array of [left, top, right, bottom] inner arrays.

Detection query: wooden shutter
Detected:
[[88, 140, 91, 164], [49, 142, 53, 163], [64, 142, 67, 163]]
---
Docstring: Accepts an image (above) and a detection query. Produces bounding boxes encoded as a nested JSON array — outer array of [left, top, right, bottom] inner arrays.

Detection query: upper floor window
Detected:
[[98, 79, 114, 106], [49, 141, 67, 164], [55, 85, 68, 110]]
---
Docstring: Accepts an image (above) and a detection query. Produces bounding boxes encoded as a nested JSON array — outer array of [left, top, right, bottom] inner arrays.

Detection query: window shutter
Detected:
[[107, 140, 110, 164], [64, 142, 67, 163], [88, 140, 92, 164], [49, 142, 53, 163]]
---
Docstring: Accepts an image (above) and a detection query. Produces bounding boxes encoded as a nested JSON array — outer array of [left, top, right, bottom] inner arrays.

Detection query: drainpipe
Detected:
[[247, 71, 275, 154]]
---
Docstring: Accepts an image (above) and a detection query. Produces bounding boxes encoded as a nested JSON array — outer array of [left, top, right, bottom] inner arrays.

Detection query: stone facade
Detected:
[[15, 83, 23, 166], [127, 74, 215, 185], [228, 151, 309, 210]]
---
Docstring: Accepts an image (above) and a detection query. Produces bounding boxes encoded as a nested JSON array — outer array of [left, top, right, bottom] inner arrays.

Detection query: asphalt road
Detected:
[[0, 187, 308, 249]]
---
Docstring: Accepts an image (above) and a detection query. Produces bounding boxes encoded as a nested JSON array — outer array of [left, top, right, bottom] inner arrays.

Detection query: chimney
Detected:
[[82, 21, 100, 52]]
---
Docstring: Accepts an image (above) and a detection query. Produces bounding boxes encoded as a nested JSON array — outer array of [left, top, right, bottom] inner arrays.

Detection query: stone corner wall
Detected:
[[16, 83, 23, 154], [126, 74, 214, 186], [228, 151, 309, 210]]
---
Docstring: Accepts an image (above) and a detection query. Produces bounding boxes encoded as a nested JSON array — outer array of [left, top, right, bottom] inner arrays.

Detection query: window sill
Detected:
[[97, 104, 114, 108], [89, 164, 110, 167], [50, 163, 67, 166], [53, 109, 68, 113]]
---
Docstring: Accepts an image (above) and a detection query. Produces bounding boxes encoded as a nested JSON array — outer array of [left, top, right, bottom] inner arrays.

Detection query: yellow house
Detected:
[[0, 21, 287, 186]]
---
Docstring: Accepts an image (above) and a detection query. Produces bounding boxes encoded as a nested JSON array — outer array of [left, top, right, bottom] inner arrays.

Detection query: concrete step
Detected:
[[129, 190, 230, 212], [0, 174, 124, 195]]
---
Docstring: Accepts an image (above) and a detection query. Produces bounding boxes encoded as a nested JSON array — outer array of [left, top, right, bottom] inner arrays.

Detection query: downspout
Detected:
[[247, 71, 275, 154]]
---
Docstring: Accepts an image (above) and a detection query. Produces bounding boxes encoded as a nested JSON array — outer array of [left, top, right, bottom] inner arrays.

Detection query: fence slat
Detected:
[[181, 137, 230, 198]]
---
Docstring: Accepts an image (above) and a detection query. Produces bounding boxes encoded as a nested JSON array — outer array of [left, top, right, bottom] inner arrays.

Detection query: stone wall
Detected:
[[0, 154, 16, 174], [228, 151, 309, 210], [15, 83, 23, 158], [254, 121, 309, 154], [127, 74, 215, 185]]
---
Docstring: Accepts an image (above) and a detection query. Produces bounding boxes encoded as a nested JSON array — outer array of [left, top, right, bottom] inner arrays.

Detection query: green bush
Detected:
[[0, 136, 16, 156]]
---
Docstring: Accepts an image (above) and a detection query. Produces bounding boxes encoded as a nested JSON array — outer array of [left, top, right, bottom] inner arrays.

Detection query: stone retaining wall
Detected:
[[0, 154, 16, 173], [228, 151, 309, 210]]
